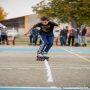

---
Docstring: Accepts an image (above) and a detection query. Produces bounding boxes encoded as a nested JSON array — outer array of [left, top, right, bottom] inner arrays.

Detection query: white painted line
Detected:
[[44, 60, 53, 82], [0, 67, 90, 70], [0, 67, 45, 70], [0, 68, 12, 70], [49, 67, 90, 70], [0, 66, 45, 68], [63, 87, 89, 89], [62, 48, 90, 62]]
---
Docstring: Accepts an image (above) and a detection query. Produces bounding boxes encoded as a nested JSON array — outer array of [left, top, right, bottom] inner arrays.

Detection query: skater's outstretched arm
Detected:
[[24, 23, 41, 36], [24, 28, 32, 36]]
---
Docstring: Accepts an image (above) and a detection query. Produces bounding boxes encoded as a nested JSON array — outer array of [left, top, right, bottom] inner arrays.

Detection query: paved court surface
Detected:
[[0, 45, 90, 90]]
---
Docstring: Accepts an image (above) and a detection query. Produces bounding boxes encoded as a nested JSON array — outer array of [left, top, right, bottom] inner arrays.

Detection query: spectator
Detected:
[[68, 28, 75, 46], [80, 25, 87, 46], [53, 30, 59, 46], [0, 23, 9, 45], [65, 26, 68, 44], [7, 28, 18, 45], [74, 28, 81, 46], [29, 28, 39, 45], [29, 32, 33, 45], [60, 28, 68, 46]]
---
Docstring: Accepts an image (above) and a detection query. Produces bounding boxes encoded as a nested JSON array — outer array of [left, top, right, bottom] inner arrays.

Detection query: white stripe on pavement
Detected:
[[44, 60, 53, 82]]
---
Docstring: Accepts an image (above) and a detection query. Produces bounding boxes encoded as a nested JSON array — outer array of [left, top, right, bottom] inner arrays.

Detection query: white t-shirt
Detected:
[[0, 23, 7, 29], [0, 23, 7, 35]]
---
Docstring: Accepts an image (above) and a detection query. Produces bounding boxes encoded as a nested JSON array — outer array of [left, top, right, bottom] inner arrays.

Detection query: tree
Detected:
[[0, 6, 7, 21], [32, 0, 90, 26]]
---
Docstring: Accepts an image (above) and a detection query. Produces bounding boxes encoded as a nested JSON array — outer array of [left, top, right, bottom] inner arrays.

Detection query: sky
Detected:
[[0, 0, 42, 19]]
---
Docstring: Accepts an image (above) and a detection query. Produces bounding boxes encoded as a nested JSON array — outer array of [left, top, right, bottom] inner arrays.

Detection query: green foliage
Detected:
[[32, 0, 90, 26], [0, 6, 7, 21]]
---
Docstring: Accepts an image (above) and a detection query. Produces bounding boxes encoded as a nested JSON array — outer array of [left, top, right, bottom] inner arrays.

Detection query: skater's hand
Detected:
[[24, 33, 28, 36]]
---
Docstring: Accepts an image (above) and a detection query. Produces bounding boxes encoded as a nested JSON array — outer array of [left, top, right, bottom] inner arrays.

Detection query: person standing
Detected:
[[74, 28, 80, 46], [29, 28, 39, 45], [80, 25, 87, 46], [53, 30, 59, 46], [60, 27, 68, 46], [68, 28, 75, 46], [0, 23, 9, 45]]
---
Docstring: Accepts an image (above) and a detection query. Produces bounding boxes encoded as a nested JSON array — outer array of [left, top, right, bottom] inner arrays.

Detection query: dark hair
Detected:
[[40, 16, 49, 21]]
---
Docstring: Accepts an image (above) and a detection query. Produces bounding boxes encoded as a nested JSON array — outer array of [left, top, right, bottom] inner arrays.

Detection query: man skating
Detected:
[[25, 16, 58, 60]]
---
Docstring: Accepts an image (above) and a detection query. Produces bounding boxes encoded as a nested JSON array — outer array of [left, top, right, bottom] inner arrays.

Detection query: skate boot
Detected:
[[37, 53, 44, 61], [43, 52, 49, 61]]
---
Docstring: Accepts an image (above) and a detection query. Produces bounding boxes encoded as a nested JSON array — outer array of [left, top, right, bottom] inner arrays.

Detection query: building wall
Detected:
[[24, 14, 40, 34], [0, 14, 40, 35], [24, 15, 30, 33]]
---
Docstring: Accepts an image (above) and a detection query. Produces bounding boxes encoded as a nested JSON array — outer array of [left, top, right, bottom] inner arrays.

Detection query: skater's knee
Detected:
[[42, 41, 48, 45]]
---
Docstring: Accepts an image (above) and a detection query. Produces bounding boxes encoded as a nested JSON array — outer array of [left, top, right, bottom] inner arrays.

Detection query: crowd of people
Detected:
[[0, 22, 88, 47], [29, 25, 87, 47], [0, 23, 18, 45], [59, 25, 87, 47]]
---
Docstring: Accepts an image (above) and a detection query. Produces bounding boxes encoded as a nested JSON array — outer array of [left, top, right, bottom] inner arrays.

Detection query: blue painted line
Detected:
[[0, 47, 65, 53], [0, 47, 90, 54], [0, 88, 61, 90], [67, 49, 90, 54], [0, 87, 89, 90]]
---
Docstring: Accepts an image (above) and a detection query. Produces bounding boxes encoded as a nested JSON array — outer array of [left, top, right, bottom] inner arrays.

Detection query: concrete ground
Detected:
[[0, 45, 90, 89]]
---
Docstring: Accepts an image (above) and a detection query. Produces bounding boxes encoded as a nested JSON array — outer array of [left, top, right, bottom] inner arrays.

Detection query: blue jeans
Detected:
[[38, 33, 54, 54]]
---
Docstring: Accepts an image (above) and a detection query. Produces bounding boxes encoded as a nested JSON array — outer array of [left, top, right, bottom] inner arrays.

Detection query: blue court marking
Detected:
[[66, 49, 90, 54], [0, 87, 89, 90], [0, 47, 90, 54], [0, 88, 61, 90], [0, 47, 65, 53]]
